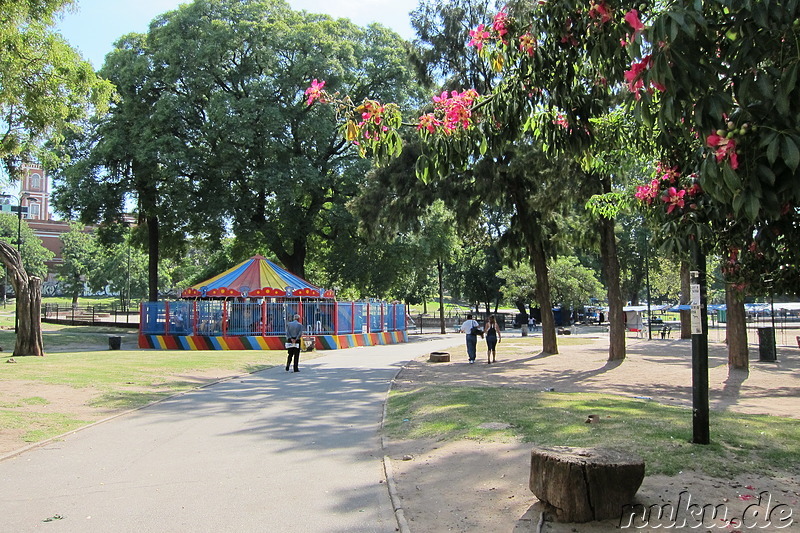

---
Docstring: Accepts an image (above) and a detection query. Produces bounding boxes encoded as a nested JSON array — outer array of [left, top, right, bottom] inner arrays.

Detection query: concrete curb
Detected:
[[381, 367, 411, 533]]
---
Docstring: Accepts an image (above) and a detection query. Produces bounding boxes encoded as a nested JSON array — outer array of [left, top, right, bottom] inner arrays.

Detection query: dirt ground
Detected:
[[385, 333, 800, 532]]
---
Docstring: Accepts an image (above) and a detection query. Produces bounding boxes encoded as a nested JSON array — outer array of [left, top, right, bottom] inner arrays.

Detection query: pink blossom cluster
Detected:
[[623, 55, 665, 99], [417, 89, 480, 135], [468, 9, 511, 50], [634, 163, 703, 214], [492, 10, 510, 43], [706, 132, 739, 169], [304, 79, 327, 106], [357, 100, 390, 141]]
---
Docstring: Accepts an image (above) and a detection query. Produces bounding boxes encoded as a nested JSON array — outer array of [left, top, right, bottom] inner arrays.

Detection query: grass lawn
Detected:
[[0, 324, 299, 451], [386, 387, 800, 478]]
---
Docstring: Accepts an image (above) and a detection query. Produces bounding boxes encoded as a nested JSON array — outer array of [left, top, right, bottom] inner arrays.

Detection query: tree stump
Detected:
[[529, 446, 645, 522], [428, 351, 450, 362]]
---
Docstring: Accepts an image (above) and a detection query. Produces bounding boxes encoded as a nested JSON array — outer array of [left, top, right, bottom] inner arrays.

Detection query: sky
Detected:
[[57, 0, 419, 68]]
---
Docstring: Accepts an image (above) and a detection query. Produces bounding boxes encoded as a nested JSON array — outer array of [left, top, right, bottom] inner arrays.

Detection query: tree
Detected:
[[0, 213, 53, 357], [549, 256, 604, 313], [146, 0, 423, 278], [498, 263, 536, 319], [627, 1, 800, 369], [1, 0, 112, 356], [1, 0, 113, 174], [57, 222, 101, 304], [53, 32, 192, 302]]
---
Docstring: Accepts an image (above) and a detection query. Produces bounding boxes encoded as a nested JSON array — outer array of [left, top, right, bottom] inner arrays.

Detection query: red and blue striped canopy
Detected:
[[181, 255, 334, 299]]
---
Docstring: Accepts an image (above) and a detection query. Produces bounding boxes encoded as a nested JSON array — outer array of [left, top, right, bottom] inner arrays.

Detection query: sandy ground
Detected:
[[385, 333, 800, 532]]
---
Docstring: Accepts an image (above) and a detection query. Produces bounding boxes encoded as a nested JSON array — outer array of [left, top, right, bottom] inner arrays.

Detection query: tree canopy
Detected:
[[1, 0, 112, 175]]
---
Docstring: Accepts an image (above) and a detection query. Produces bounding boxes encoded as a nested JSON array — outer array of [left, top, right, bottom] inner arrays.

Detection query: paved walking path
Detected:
[[0, 335, 462, 533]]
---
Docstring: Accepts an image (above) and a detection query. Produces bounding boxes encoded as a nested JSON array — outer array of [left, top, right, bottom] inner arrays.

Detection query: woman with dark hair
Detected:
[[484, 314, 501, 364]]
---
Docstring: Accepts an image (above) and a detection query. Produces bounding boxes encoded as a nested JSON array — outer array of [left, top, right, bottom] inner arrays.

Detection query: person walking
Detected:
[[285, 313, 303, 372], [459, 313, 481, 364], [484, 314, 501, 364]]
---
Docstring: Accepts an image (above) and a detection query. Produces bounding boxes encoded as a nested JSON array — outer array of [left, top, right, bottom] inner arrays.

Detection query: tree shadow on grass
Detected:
[[88, 380, 209, 410]]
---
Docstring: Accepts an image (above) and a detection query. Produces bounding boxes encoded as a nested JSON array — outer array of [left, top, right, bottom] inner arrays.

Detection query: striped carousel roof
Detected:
[[181, 255, 334, 299]]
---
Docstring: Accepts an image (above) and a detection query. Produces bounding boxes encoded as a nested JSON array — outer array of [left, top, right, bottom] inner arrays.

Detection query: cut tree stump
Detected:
[[529, 446, 645, 523], [428, 351, 450, 362]]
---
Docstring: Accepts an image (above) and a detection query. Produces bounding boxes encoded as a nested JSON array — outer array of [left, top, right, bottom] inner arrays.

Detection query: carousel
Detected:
[[139, 255, 407, 350]]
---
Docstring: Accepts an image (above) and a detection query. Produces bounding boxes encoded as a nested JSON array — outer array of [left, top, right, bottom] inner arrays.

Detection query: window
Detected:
[[30, 173, 41, 189], [28, 203, 40, 218]]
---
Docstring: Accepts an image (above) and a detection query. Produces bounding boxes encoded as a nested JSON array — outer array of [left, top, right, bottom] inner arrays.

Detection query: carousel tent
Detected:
[[181, 255, 335, 299]]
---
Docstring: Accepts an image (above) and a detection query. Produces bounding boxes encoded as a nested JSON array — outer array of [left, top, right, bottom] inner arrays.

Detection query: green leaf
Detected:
[[780, 63, 798, 96], [744, 193, 760, 220], [479, 136, 488, 156], [721, 164, 741, 191], [758, 164, 776, 186], [767, 135, 781, 164], [782, 135, 800, 172], [415, 154, 429, 184], [733, 192, 745, 214]]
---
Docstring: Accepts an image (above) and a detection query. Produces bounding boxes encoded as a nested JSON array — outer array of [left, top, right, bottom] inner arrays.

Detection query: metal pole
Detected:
[[690, 240, 710, 445], [770, 286, 776, 356], [645, 228, 652, 340]]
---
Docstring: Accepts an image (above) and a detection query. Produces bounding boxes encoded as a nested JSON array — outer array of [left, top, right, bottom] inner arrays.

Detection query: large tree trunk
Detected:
[[147, 214, 159, 302], [599, 215, 625, 361], [531, 236, 558, 354], [725, 283, 749, 370], [680, 261, 692, 339], [0, 242, 44, 356]]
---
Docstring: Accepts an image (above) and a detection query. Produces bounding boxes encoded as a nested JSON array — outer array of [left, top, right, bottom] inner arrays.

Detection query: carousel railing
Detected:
[[140, 300, 406, 337]]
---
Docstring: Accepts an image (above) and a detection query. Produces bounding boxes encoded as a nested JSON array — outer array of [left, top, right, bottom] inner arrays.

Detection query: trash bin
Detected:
[[108, 336, 122, 350], [757, 327, 776, 362], [521, 324, 528, 337]]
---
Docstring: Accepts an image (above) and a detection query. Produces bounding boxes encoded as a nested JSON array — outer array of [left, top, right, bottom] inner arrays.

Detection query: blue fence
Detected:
[[141, 300, 406, 337]]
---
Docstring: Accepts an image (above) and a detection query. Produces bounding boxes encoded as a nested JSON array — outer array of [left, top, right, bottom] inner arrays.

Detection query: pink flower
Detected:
[[468, 24, 491, 50], [519, 33, 536, 57], [304, 79, 326, 105], [706, 132, 739, 169], [662, 187, 686, 213], [359, 101, 384, 125], [686, 182, 703, 196], [430, 89, 480, 132], [492, 10, 510, 41], [588, 1, 612, 24], [554, 113, 569, 129], [624, 56, 651, 95], [624, 9, 645, 33], [634, 179, 661, 205], [417, 113, 440, 134], [657, 162, 681, 183], [624, 56, 665, 98]]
